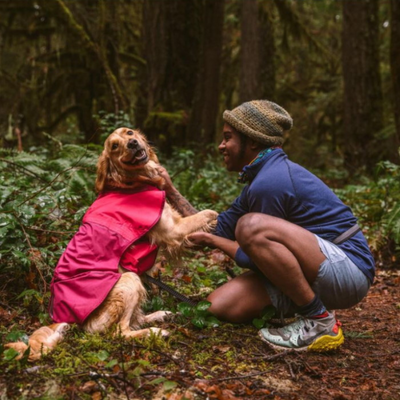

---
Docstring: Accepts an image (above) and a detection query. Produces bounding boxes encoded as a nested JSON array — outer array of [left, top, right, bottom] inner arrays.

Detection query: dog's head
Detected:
[[95, 127, 164, 192]]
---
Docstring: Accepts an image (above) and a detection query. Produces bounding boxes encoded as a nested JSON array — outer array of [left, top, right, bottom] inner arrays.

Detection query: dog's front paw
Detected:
[[149, 327, 170, 337], [203, 210, 218, 222]]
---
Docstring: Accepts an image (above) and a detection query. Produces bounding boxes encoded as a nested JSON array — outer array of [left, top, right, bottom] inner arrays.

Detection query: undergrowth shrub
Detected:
[[334, 160, 400, 264], [0, 145, 99, 307]]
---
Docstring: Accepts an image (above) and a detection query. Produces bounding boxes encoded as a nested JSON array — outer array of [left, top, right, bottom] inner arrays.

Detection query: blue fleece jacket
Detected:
[[215, 149, 375, 283]]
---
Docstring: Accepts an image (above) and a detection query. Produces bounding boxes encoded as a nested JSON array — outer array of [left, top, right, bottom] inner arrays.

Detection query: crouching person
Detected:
[[159, 100, 375, 352]]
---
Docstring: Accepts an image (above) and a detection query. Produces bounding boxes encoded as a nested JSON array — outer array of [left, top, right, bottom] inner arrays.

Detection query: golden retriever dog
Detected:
[[6, 127, 218, 361]]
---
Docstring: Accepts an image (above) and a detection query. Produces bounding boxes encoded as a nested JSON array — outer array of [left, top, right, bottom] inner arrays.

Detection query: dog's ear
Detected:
[[95, 151, 109, 193]]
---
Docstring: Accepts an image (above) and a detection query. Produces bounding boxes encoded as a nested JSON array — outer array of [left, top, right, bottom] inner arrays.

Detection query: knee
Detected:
[[235, 213, 260, 242], [235, 213, 272, 251]]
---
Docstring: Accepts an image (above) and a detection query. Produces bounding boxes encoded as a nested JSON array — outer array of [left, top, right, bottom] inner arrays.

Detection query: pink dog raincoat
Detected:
[[50, 186, 165, 324]]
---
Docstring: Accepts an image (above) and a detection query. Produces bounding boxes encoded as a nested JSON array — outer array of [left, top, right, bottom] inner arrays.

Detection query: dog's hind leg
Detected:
[[84, 272, 145, 334], [83, 272, 168, 338], [5, 323, 70, 361], [141, 310, 172, 324]]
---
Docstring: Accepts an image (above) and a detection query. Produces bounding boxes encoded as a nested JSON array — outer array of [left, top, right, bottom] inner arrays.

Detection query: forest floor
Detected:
[[1, 258, 400, 400]]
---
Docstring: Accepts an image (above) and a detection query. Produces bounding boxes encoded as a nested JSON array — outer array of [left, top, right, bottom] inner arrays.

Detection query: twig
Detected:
[[62, 344, 123, 393], [13, 213, 47, 292], [252, 350, 295, 361], [25, 226, 75, 235], [131, 343, 184, 368], [10, 144, 94, 208], [284, 359, 297, 380], [140, 371, 168, 377], [214, 370, 271, 382], [16, 165, 78, 208], [218, 327, 260, 338], [0, 158, 47, 181], [88, 372, 109, 394], [176, 341, 193, 349]]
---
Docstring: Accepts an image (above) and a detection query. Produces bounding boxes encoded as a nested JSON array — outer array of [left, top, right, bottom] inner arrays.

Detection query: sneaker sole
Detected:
[[307, 327, 344, 352], [259, 327, 345, 353]]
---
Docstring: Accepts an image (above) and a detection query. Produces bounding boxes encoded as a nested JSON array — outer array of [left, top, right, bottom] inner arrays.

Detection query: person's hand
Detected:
[[187, 232, 215, 248]]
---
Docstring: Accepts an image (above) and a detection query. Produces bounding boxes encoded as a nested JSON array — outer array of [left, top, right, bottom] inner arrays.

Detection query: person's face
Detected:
[[219, 124, 251, 172]]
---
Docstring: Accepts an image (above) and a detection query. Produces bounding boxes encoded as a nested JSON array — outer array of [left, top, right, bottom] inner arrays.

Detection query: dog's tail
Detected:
[[4, 323, 70, 361]]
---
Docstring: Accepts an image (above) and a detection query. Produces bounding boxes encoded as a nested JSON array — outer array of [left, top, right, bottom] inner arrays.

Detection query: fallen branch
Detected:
[[251, 349, 296, 362]]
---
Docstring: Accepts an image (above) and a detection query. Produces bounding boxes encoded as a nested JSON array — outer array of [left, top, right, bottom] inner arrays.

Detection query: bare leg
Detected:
[[207, 271, 272, 323], [235, 213, 325, 307], [206, 213, 326, 323]]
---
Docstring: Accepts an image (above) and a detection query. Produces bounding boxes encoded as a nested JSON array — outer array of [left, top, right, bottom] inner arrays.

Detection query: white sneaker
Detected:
[[259, 312, 344, 352]]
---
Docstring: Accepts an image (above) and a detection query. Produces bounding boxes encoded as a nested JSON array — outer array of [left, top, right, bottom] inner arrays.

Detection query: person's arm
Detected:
[[188, 231, 239, 260], [157, 166, 198, 216], [189, 231, 259, 271]]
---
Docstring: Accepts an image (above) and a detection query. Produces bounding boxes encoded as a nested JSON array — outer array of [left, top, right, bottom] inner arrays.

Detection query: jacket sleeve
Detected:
[[215, 187, 260, 271], [215, 186, 249, 240], [234, 247, 259, 271]]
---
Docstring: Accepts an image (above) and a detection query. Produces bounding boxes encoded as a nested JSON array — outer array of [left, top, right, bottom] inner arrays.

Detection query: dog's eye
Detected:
[[127, 131, 134, 136], [112, 143, 118, 150]]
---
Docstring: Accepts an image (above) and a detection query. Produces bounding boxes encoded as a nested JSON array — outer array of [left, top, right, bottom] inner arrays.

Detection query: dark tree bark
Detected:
[[187, 0, 225, 145], [136, 0, 168, 128], [341, 0, 383, 173], [239, 0, 261, 102], [137, 0, 202, 149], [239, 1, 275, 103], [391, 0, 400, 158], [259, 4, 276, 101]]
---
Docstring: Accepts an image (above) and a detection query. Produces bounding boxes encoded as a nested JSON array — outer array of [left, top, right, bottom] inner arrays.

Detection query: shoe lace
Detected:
[[303, 319, 315, 333], [282, 315, 321, 336], [278, 315, 311, 335]]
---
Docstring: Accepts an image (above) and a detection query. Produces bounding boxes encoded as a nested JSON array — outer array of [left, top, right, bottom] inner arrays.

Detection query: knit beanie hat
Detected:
[[223, 100, 293, 146]]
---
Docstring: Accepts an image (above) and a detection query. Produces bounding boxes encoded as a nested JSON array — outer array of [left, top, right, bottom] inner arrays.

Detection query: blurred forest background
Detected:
[[0, 0, 400, 302], [1, 0, 399, 169]]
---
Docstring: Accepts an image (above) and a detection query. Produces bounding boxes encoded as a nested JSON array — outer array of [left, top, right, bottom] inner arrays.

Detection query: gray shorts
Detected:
[[263, 235, 371, 316]]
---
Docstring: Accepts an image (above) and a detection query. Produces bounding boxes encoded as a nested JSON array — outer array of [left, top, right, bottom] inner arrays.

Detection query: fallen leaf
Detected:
[[81, 380, 97, 393]]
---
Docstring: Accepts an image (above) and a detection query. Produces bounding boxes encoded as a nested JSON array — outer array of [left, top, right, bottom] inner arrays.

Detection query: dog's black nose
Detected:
[[127, 139, 138, 149]]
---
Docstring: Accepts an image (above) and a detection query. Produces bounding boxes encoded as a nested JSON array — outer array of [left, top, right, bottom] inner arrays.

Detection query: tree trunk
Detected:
[[136, 0, 168, 128], [341, 0, 383, 173], [239, 0, 260, 102], [137, 0, 202, 150], [391, 0, 400, 158], [239, 1, 275, 103], [187, 0, 225, 145], [260, 3, 276, 101]]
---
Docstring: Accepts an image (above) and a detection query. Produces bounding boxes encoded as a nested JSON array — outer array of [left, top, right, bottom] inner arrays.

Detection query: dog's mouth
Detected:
[[123, 148, 149, 166]]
